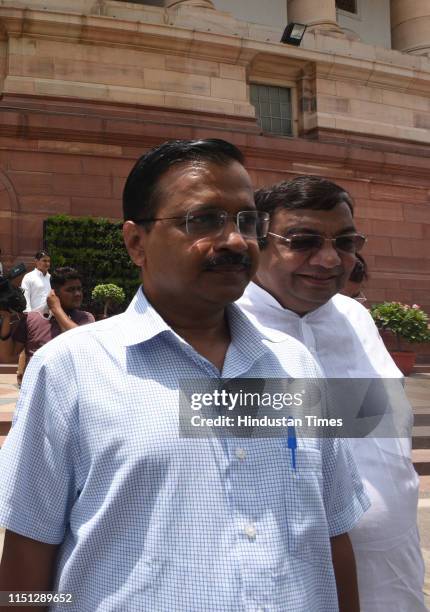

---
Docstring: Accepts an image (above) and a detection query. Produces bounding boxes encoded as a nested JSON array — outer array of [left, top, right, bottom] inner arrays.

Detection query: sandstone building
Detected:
[[0, 0, 429, 310]]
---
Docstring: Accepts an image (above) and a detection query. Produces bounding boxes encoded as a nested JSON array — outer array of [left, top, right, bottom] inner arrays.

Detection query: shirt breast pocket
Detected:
[[283, 446, 332, 567]]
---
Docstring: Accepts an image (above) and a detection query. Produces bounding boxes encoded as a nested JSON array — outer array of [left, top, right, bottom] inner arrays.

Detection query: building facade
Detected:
[[0, 0, 429, 313]]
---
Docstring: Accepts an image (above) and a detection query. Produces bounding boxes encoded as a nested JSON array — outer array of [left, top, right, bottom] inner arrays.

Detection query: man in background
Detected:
[[341, 253, 368, 302], [15, 250, 51, 384], [238, 175, 426, 612], [21, 250, 51, 312], [0, 266, 94, 365]]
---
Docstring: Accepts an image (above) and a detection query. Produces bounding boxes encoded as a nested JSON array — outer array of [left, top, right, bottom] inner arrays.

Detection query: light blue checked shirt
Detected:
[[0, 289, 369, 612]]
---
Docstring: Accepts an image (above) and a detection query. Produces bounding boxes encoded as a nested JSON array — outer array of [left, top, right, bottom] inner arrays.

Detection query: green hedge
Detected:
[[44, 215, 140, 311]]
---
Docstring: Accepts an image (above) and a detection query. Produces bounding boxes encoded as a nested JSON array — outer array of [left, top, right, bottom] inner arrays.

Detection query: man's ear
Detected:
[[123, 221, 147, 267]]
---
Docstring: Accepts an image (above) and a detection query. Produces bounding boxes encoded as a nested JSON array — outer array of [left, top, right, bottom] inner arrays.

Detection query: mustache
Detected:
[[203, 252, 253, 270]]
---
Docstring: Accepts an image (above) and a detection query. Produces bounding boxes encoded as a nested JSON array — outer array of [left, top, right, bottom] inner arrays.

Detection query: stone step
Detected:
[[0, 364, 17, 375], [414, 364, 430, 374], [412, 449, 430, 475]]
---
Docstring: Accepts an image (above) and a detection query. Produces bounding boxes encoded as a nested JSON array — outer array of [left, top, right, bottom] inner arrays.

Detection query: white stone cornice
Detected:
[[2, 5, 430, 87]]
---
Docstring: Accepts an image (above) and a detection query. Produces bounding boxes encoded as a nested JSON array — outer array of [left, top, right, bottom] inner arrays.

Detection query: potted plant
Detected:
[[370, 302, 430, 375], [91, 283, 125, 319]]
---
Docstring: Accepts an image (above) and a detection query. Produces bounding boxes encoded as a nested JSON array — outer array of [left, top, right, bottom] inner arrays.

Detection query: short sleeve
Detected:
[[0, 348, 79, 544], [82, 311, 95, 324], [321, 437, 370, 537]]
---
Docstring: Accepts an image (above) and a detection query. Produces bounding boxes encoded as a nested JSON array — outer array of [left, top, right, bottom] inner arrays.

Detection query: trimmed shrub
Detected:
[[44, 215, 140, 311]]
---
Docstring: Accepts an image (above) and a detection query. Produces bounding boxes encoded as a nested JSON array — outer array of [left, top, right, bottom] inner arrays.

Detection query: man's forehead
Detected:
[[154, 159, 254, 210], [159, 158, 249, 186], [272, 203, 354, 228], [62, 280, 82, 288]]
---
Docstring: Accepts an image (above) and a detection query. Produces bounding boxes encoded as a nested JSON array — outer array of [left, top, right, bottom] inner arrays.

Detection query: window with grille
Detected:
[[250, 84, 293, 137], [336, 0, 357, 14]]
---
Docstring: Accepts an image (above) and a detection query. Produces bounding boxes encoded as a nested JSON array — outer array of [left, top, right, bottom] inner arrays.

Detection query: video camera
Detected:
[[0, 263, 27, 313]]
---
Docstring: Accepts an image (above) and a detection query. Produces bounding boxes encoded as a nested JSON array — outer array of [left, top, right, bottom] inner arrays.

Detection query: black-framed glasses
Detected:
[[134, 209, 270, 239], [268, 232, 367, 253]]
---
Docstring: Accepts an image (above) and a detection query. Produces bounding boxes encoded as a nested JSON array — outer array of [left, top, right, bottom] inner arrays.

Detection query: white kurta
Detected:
[[238, 282, 426, 612]]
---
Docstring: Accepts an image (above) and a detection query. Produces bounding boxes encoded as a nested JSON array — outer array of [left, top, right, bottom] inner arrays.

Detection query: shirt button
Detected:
[[244, 523, 257, 539], [235, 447, 246, 460]]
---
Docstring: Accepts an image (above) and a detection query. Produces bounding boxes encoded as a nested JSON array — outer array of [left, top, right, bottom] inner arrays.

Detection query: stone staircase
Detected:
[[409, 372, 430, 475]]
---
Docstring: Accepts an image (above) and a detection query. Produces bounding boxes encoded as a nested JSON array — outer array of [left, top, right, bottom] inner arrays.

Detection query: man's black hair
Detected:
[[255, 175, 354, 248], [349, 253, 368, 283], [35, 250, 50, 260], [51, 267, 81, 292], [123, 139, 245, 223]]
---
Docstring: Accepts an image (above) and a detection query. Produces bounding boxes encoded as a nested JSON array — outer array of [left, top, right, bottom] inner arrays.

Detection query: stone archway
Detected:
[[0, 170, 19, 267]]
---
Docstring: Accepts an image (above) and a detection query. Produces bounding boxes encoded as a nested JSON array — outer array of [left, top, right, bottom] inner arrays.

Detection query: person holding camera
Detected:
[[0, 267, 94, 365]]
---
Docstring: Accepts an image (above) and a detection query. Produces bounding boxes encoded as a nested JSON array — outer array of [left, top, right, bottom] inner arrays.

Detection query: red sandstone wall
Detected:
[[0, 95, 429, 316]]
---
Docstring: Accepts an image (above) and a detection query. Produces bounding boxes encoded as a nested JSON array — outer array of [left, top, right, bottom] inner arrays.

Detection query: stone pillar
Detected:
[[287, 0, 342, 34], [164, 0, 215, 9], [391, 0, 430, 56]]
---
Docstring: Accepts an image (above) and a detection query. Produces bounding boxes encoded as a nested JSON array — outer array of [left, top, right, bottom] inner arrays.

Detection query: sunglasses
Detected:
[[134, 209, 270, 239], [268, 232, 367, 253]]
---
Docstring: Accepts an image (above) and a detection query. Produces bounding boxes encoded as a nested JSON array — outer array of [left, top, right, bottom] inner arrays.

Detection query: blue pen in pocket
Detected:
[[287, 417, 297, 470]]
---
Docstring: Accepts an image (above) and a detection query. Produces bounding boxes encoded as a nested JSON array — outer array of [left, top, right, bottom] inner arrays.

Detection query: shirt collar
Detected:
[[119, 288, 172, 347], [119, 288, 272, 367], [34, 268, 49, 278], [239, 282, 335, 342], [225, 302, 272, 366]]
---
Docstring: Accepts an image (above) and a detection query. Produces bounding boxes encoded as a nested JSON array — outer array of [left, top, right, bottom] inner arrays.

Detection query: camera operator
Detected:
[[0, 267, 94, 365]]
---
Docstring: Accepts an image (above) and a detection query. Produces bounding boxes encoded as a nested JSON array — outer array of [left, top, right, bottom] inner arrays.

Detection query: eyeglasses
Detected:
[[134, 209, 270, 239], [268, 232, 367, 253]]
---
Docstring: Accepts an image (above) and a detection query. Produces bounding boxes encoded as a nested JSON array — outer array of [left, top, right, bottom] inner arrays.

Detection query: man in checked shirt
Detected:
[[0, 140, 368, 612]]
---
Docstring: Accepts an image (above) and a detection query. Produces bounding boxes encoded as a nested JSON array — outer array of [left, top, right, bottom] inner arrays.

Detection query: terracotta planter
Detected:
[[389, 351, 416, 376]]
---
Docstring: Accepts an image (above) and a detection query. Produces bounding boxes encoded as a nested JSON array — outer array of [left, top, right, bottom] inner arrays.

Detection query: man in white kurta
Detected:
[[238, 175, 426, 612]]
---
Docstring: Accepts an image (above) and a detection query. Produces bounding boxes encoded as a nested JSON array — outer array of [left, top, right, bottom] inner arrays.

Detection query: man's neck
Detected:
[[148, 295, 231, 372]]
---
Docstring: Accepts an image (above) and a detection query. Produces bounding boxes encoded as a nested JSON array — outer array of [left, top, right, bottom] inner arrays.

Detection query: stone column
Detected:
[[391, 0, 430, 56], [164, 0, 215, 9], [287, 0, 342, 34]]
